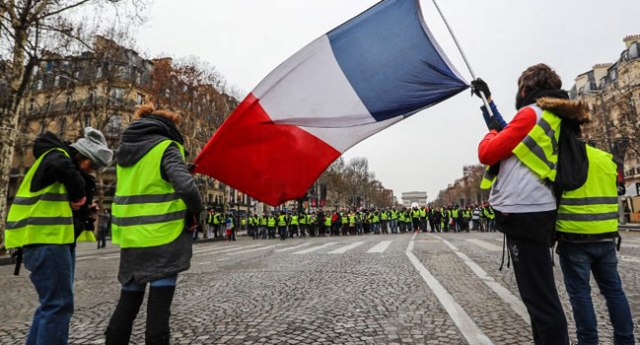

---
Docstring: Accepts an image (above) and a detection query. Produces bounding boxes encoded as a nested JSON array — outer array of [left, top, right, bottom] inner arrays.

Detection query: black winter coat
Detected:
[[115, 115, 203, 284]]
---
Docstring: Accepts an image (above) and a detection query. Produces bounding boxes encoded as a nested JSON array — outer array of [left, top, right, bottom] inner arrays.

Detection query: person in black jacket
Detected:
[[8, 128, 112, 345], [105, 103, 202, 345]]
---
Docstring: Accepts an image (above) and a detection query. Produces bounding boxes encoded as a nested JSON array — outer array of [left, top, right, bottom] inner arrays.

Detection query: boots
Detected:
[[105, 289, 145, 345], [145, 286, 176, 345]]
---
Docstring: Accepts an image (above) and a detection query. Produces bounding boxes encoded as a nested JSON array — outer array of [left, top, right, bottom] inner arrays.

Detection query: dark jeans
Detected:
[[98, 226, 107, 248], [23, 245, 75, 345], [507, 236, 569, 345], [557, 241, 635, 345]]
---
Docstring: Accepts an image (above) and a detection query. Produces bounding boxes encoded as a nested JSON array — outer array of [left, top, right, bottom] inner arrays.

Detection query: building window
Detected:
[[136, 92, 145, 105], [110, 88, 125, 104], [106, 114, 123, 136]]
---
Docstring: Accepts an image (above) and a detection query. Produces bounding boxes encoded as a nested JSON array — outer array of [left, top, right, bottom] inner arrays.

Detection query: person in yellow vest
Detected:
[[277, 211, 288, 240], [214, 211, 223, 239], [555, 143, 635, 342], [5, 127, 113, 345], [298, 211, 307, 238], [206, 209, 215, 239], [289, 212, 299, 238], [105, 103, 202, 345], [322, 210, 332, 237], [473, 64, 588, 344], [267, 213, 277, 239]]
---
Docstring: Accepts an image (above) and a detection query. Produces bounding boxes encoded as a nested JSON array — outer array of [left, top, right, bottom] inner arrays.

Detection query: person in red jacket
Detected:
[[472, 64, 572, 345]]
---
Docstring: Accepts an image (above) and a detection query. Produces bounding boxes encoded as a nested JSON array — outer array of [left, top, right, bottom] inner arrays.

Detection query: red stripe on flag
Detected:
[[194, 94, 341, 206]]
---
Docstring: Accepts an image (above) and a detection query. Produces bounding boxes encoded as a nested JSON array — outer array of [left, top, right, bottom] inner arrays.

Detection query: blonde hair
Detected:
[[134, 102, 181, 125]]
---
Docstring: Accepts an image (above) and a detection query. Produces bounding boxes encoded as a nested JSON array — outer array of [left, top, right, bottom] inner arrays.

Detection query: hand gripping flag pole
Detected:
[[430, 0, 494, 117]]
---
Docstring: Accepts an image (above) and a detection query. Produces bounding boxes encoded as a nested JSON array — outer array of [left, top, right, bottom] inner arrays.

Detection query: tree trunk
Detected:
[[0, 110, 19, 252]]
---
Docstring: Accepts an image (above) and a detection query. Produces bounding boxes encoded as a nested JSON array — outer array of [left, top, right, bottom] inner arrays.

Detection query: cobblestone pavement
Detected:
[[0, 230, 638, 344]]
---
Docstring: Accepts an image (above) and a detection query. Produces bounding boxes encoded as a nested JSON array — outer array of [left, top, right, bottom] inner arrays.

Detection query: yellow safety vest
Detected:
[[481, 108, 562, 189], [5, 148, 74, 248], [111, 140, 187, 248], [556, 145, 618, 235]]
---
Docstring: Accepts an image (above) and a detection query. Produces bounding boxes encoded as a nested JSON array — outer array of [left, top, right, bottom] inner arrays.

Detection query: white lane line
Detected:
[[199, 261, 211, 265], [367, 240, 393, 253], [99, 254, 120, 260], [193, 244, 242, 254], [465, 239, 501, 252], [435, 235, 530, 325], [293, 242, 336, 254], [406, 233, 493, 345], [227, 245, 277, 255], [275, 243, 312, 252], [621, 256, 640, 263], [328, 241, 364, 254], [195, 244, 265, 257]]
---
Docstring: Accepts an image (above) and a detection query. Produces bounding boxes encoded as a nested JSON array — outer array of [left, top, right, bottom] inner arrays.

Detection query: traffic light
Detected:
[[636, 182, 640, 196]]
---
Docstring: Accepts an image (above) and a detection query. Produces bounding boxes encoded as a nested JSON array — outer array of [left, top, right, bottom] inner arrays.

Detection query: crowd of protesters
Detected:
[[198, 203, 497, 241]]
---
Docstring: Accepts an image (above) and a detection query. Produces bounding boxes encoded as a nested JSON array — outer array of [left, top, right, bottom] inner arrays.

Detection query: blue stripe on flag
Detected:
[[327, 0, 468, 122]]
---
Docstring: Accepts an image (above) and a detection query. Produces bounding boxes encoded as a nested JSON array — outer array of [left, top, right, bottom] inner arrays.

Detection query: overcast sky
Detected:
[[134, 0, 640, 202]]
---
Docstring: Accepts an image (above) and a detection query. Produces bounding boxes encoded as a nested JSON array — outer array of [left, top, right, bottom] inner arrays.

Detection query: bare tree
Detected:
[[0, 0, 146, 250]]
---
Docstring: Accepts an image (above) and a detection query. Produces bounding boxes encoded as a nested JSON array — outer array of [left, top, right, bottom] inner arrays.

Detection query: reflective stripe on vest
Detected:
[[480, 166, 497, 190], [556, 145, 618, 235], [513, 107, 561, 182], [111, 140, 187, 248], [5, 148, 74, 248], [481, 105, 552, 190]]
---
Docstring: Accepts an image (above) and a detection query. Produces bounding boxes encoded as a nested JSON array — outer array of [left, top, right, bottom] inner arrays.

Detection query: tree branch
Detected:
[[35, 0, 94, 22]]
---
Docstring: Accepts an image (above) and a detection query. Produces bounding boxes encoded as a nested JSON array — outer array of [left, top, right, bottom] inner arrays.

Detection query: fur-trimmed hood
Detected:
[[536, 97, 590, 124]]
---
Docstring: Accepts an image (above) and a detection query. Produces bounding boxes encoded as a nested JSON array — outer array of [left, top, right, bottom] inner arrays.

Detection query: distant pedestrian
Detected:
[[98, 209, 112, 249], [225, 214, 235, 241]]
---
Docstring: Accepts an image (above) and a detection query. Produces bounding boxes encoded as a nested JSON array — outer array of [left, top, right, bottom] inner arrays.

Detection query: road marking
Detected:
[[199, 261, 211, 265], [434, 235, 530, 325], [621, 256, 640, 263], [275, 243, 312, 252], [227, 245, 277, 255], [99, 254, 120, 260], [328, 241, 365, 254], [367, 240, 392, 253], [465, 239, 501, 252], [193, 244, 242, 254], [621, 244, 640, 249], [293, 242, 336, 254], [405, 233, 493, 345], [195, 244, 264, 256]]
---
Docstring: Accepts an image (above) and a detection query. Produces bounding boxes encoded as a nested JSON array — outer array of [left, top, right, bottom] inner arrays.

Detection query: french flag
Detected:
[[195, 0, 468, 206]]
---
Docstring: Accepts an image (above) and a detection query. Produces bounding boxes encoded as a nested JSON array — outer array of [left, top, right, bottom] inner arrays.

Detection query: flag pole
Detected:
[[430, 0, 494, 117]]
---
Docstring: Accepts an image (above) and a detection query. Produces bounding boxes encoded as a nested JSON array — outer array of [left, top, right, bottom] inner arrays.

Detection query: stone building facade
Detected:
[[9, 36, 241, 213], [571, 34, 640, 220]]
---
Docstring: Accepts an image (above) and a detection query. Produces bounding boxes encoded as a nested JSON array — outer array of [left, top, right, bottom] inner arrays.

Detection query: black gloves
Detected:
[[471, 78, 491, 99]]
